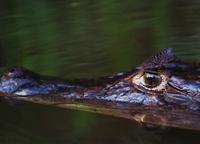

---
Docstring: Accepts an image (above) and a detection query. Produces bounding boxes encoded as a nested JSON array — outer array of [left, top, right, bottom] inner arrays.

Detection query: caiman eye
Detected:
[[132, 71, 168, 92], [141, 72, 162, 88]]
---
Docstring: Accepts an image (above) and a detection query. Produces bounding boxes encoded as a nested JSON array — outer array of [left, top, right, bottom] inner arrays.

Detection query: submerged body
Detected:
[[0, 48, 200, 130]]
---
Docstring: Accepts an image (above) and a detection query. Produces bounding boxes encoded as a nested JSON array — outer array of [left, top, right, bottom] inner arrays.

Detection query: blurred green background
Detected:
[[0, 0, 200, 144]]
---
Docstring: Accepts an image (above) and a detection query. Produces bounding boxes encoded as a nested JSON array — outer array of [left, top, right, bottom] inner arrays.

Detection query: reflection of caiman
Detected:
[[0, 48, 200, 130]]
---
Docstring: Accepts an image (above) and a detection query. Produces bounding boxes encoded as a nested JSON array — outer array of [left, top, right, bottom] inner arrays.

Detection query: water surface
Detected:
[[0, 0, 200, 144]]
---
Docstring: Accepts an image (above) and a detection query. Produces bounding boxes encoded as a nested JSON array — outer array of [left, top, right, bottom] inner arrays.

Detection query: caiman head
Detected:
[[0, 48, 200, 130]]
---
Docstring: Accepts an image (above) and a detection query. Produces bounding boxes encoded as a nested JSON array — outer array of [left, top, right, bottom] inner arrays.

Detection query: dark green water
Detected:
[[0, 0, 200, 144]]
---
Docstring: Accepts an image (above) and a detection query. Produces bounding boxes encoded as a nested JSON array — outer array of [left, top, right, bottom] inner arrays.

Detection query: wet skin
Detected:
[[0, 48, 200, 130]]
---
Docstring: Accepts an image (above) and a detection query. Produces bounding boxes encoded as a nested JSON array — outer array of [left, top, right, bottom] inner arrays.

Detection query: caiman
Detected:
[[0, 48, 200, 130]]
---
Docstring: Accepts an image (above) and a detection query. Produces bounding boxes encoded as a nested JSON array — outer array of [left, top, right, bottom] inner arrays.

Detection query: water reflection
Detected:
[[0, 102, 200, 144], [0, 0, 200, 143]]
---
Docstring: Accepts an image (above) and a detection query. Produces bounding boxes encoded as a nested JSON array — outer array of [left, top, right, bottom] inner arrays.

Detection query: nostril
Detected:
[[7, 67, 24, 78]]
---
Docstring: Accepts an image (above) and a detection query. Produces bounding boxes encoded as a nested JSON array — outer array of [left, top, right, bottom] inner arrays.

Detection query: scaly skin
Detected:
[[0, 48, 200, 130]]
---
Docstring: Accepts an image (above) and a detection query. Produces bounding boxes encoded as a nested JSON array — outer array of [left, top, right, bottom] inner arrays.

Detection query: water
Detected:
[[0, 0, 200, 143]]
